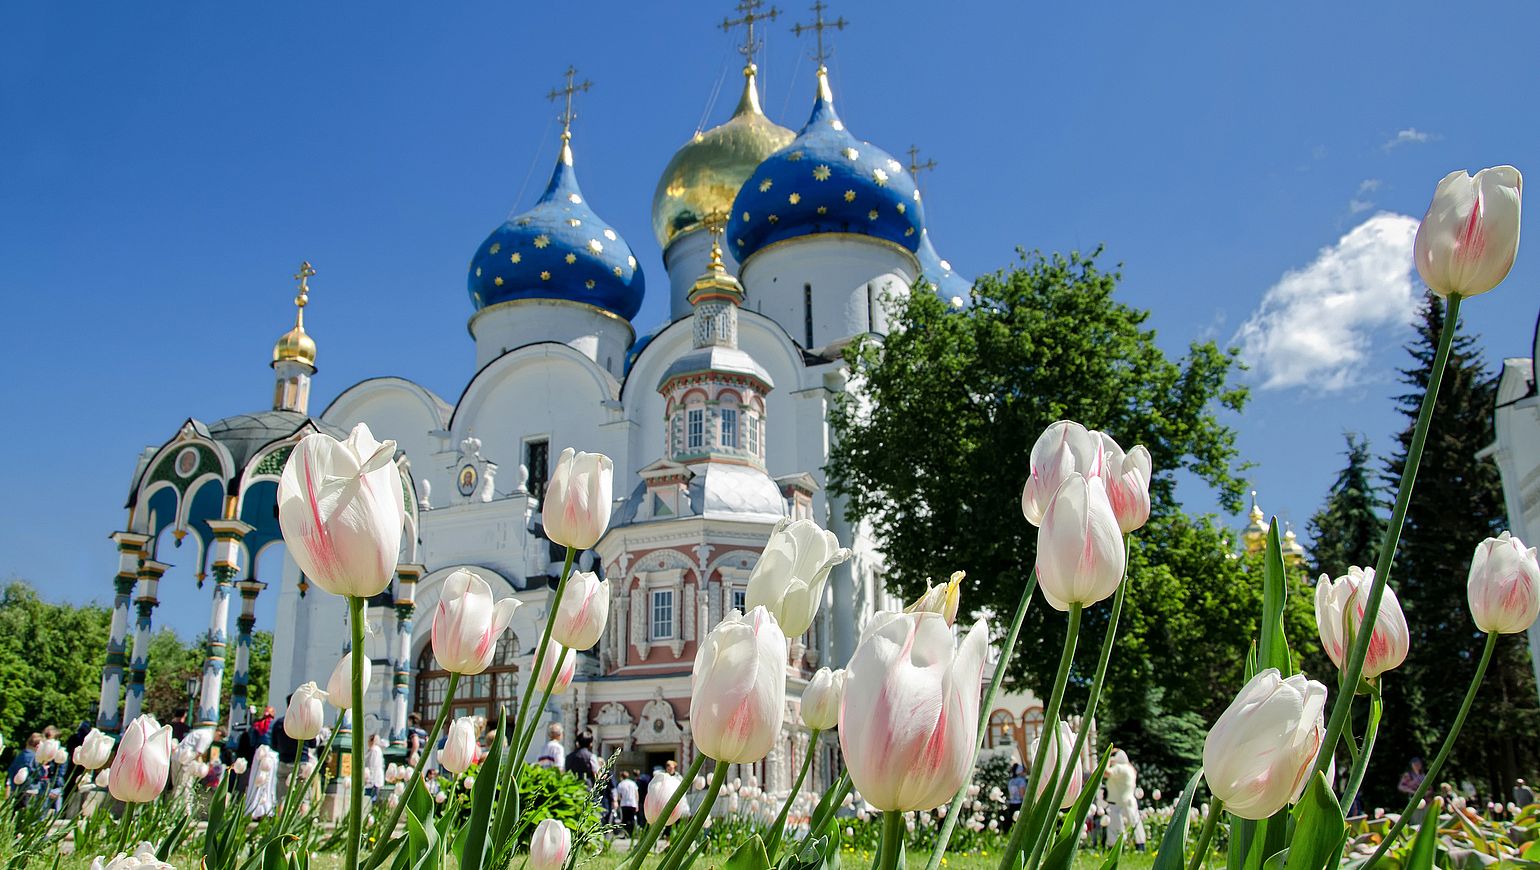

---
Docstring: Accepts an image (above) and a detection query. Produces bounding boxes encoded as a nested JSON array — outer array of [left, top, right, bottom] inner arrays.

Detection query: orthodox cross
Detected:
[[907, 145, 938, 182], [721, 0, 780, 66], [792, 0, 847, 69], [293, 261, 315, 310], [547, 65, 592, 138]]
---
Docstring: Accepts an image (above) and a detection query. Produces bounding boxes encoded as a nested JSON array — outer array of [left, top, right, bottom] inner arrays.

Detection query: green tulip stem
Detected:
[[1186, 797, 1223, 870], [279, 721, 342, 834], [347, 595, 366, 870], [516, 646, 572, 767], [511, 547, 577, 762], [997, 601, 1083, 870], [362, 670, 460, 870], [1339, 683, 1382, 813], [1316, 293, 1462, 780], [926, 570, 1040, 870], [878, 810, 907, 870], [622, 753, 707, 870], [656, 759, 730, 870], [114, 801, 137, 858], [1027, 555, 1132, 868], [1365, 631, 1496, 867], [765, 728, 821, 859]]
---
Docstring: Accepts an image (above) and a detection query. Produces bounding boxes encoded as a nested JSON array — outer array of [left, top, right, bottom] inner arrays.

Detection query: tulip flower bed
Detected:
[[44, 165, 1535, 870]]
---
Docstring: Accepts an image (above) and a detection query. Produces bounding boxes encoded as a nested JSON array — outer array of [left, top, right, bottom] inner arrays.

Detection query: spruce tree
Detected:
[[1374, 293, 1540, 806], [1307, 433, 1384, 579]]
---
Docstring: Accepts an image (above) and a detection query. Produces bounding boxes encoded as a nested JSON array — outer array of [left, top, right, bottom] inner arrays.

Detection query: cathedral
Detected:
[[94, 4, 984, 793]]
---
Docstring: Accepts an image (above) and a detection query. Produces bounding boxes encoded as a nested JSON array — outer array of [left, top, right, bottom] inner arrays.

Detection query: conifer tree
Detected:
[[1374, 294, 1540, 805], [1307, 433, 1384, 579]]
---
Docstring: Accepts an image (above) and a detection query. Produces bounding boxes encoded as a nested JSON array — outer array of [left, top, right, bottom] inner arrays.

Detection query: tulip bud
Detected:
[[693, 775, 706, 791], [542, 448, 614, 550], [745, 518, 852, 637], [1030, 721, 1083, 809], [284, 682, 328, 740], [95, 770, 110, 789], [552, 570, 609, 650], [74, 729, 114, 771], [11, 768, 26, 786], [1202, 668, 1328, 820], [801, 667, 846, 731], [38, 739, 59, 765], [1315, 567, 1410, 681], [1467, 532, 1540, 634], [905, 572, 963, 626], [690, 606, 787, 763], [325, 650, 373, 709], [1036, 473, 1126, 611], [529, 818, 572, 870], [1413, 166, 1523, 299], [232, 758, 248, 775], [532, 641, 576, 695], [438, 717, 477, 774], [432, 568, 521, 675], [840, 611, 990, 812], [1098, 434, 1152, 533], [1022, 421, 1105, 526], [108, 714, 174, 803], [644, 771, 688, 825]]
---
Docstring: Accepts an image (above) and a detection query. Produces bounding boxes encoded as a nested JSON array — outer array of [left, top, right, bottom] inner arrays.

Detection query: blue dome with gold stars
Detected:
[[727, 70, 924, 263], [917, 230, 971, 302], [468, 137, 644, 320]]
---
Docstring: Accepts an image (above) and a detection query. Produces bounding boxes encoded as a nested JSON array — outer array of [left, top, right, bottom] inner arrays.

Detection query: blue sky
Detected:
[[2, 1, 1536, 641]]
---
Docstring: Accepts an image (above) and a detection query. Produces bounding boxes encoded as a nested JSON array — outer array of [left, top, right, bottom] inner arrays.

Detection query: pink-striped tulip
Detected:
[[690, 606, 787, 763], [643, 771, 688, 825], [284, 682, 327, 740], [528, 818, 573, 870], [1414, 166, 1522, 299], [1098, 434, 1152, 533], [439, 717, 478, 775], [1468, 532, 1540, 634], [839, 611, 990, 811], [1030, 720, 1083, 809], [1022, 421, 1105, 526], [108, 714, 173, 803], [1036, 473, 1126, 611], [552, 570, 609, 650], [433, 568, 520, 675], [278, 423, 405, 598], [1315, 567, 1409, 681], [532, 640, 576, 695], [542, 448, 614, 550], [1202, 669, 1327, 820], [325, 650, 373, 709]]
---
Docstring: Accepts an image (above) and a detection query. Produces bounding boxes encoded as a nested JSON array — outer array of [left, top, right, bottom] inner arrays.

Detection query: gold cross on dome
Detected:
[[721, 0, 780, 65], [907, 145, 938, 181], [293, 261, 315, 308], [547, 65, 593, 139], [791, 0, 847, 69]]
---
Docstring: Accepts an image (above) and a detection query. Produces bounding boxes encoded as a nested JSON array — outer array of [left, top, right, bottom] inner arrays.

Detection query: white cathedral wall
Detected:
[[1486, 356, 1540, 700], [469, 300, 634, 380], [737, 236, 919, 351], [322, 378, 451, 505], [663, 229, 744, 320]]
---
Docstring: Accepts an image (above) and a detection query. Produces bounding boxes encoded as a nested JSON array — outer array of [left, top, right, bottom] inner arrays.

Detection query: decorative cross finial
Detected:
[[547, 65, 593, 140], [704, 210, 728, 269], [293, 261, 315, 311], [791, 0, 847, 70], [721, 0, 780, 66], [907, 145, 938, 181]]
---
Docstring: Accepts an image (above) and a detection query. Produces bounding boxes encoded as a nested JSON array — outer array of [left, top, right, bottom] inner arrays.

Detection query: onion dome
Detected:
[[916, 229, 971, 303], [727, 68, 924, 263], [272, 261, 317, 369], [467, 135, 645, 321], [651, 64, 794, 250]]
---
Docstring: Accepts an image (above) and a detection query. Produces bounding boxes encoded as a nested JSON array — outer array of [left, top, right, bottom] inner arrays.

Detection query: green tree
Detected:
[[142, 628, 201, 723], [1307, 434, 1385, 579], [0, 582, 111, 741], [1374, 294, 1540, 805], [828, 248, 1292, 789]]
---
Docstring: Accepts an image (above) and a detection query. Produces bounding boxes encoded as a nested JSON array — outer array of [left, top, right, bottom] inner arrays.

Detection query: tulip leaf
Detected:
[[1282, 773, 1346, 870], [460, 724, 504, 870], [1099, 834, 1125, 870], [1041, 746, 1116, 870], [1152, 767, 1202, 870], [726, 834, 773, 870], [1405, 797, 1443, 870], [1257, 520, 1296, 677]]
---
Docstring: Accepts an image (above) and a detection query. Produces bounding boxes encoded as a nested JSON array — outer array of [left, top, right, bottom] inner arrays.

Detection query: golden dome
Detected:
[[272, 261, 317, 369], [651, 65, 794, 249]]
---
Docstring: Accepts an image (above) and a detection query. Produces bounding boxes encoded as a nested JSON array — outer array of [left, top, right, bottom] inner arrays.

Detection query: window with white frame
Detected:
[[731, 587, 746, 613], [686, 409, 704, 450], [721, 407, 739, 449], [747, 412, 760, 456], [651, 589, 675, 640]]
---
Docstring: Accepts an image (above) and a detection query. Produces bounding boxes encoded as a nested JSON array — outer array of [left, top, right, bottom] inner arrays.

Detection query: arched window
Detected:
[[415, 633, 521, 724], [986, 709, 1015, 749]]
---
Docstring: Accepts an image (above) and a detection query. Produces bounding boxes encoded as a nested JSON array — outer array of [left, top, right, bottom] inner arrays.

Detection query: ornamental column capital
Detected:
[[205, 519, 255, 540]]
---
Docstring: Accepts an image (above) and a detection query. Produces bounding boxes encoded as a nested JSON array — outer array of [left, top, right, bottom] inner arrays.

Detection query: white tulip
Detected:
[[905, 572, 963, 626], [528, 818, 572, 870], [277, 423, 405, 598], [1021, 421, 1105, 525], [1467, 532, 1540, 634], [531, 640, 576, 695], [439, 718, 478, 775], [432, 568, 521, 675], [542, 448, 614, 550], [325, 650, 373, 709], [745, 518, 851, 637], [283, 682, 328, 740], [801, 667, 846, 731], [644, 771, 688, 826], [108, 715, 173, 803], [551, 570, 609, 650], [689, 606, 787, 763], [1036, 473, 1126, 611], [74, 729, 114, 771], [1030, 720, 1083, 809], [1203, 668, 1328, 820], [1413, 166, 1522, 299], [1315, 567, 1409, 680]]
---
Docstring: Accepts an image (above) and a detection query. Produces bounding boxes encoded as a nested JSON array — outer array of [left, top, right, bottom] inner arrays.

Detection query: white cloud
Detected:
[[1235, 213, 1420, 391], [1383, 128, 1433, 150], [1348, 178, 1382, 214]]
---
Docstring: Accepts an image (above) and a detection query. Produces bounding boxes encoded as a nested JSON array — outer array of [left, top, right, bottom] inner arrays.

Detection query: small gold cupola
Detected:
[[272, 261, 317, 413]]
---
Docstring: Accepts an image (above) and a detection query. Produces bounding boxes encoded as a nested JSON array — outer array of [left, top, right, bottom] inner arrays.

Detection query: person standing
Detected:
[[615, 769, 640, 836], [363, 734, 385, 801], [7, 734, 44, 807], [565, 733, 598, 786], [541, 723, 566, 772], [1104, 749, 1147, 851], [1006, 763, 1027, 825], [1514, 779, 1535, 808]]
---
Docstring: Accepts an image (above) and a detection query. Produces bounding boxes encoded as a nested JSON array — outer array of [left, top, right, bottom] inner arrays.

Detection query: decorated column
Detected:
[[390, 564, 424, 748], [98, 532, 150, 733], [228, 578, 267, 728], [123, 559, 169, 726], [199, 519, 253, 728]]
